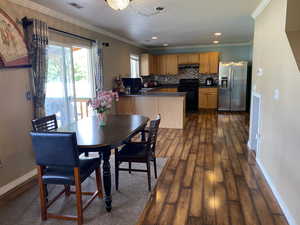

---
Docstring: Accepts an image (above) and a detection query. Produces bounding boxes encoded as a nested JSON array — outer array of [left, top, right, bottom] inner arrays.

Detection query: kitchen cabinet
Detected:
[[199, 88, 218, 109], [199, 53, 210, 74], [199, 52, 220, 74], [209, 52, 220, 74], [140, 54, 154, 76], [166, 54, 178, 75], [151, 88, 177, 92], [142, 52, 220, 76], [156, 54, 178, 75], [116, 95, 186, 129], [178, 54, 199, 64]]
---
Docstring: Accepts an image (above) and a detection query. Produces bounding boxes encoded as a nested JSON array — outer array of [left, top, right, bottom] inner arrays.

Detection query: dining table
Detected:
[[56, 114, 149, 212]]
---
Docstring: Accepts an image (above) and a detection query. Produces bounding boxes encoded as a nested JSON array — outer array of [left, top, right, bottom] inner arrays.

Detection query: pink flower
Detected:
[[88, 90, 119, 113]]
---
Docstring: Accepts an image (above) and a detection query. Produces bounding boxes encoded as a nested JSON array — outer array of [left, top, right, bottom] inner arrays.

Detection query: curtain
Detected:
[[91, 41, 104, 93], [27, 19, 49, 118]]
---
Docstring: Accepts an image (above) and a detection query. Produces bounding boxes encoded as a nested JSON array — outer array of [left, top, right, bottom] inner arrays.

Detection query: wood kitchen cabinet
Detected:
[[166, 54, 178, 75], [178, 54, 199, 64], [151, 88, 177, 92], [199, 52, 220, 74], [199, 88, 218, 109], [141, 51, 219, 76], [140, 54, 154, 76], [156, 54, 178, 75]]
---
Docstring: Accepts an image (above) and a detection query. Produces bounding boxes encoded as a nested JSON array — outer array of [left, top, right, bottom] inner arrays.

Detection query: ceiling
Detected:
[[29, 0, 261, 48]]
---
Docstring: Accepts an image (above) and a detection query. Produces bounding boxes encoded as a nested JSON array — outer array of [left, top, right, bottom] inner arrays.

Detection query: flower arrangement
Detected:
[[88, 90, 119, 126]]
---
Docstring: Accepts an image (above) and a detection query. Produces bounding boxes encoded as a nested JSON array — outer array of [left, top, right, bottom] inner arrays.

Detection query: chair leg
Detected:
[[65, 185, 71, 197], [44, 184, 49, 202], [37, 166, 47, 221], [114, 150, 119, 191], [146, 161, 151, 192], [95, 167, 104, 199], [74, 168, 83, 225], [129, 162, 132, 174], [153, 158, 158, 179]]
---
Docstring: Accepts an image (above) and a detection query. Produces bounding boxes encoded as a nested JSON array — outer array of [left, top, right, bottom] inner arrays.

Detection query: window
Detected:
[[130, 54, 140, 78], [45, 44, 94, 127]]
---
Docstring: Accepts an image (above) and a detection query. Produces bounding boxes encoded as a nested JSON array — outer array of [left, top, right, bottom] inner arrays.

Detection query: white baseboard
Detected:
[[0, 169, 37, 197], [256, 159, 297, 225]]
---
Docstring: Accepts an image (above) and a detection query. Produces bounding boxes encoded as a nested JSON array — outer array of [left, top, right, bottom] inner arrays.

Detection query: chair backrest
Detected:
[[30, 132, 79, 167], [32, 114, 58, 132], [147, 114, 161, 153]]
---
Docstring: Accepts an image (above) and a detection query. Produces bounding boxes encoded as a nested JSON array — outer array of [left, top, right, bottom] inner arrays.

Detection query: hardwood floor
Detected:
[[137, 111, 288, 225]]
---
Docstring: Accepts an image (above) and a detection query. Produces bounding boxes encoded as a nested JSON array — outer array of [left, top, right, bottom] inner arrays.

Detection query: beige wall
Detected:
[[0, 0, 143, 188], [251, 0, 300, 223]]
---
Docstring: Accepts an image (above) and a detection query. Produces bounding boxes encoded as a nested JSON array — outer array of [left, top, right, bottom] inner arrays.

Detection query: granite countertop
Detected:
[[119, 91, 186, 97]]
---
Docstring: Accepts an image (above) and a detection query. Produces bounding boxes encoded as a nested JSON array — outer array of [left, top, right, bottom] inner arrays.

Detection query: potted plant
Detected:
[[88, 90, 119, 126]]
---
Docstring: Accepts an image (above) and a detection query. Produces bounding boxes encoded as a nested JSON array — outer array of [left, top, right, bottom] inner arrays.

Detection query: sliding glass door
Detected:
[[45, 44, 93, 127]]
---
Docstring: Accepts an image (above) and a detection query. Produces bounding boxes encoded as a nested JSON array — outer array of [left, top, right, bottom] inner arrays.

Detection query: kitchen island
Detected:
[[116, 91, 186, 129]]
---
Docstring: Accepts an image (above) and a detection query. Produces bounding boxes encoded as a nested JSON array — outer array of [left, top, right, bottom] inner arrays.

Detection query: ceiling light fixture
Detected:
[[163, 43, 169, 47], [105, 0, 132, 11], [152, 36, 158, 40], [213, 40, 219, 44], [214, 32, 222, 36]]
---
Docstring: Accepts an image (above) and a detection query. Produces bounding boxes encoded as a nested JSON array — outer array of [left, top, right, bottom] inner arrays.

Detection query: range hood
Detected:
[[178, 63, 200, 69]]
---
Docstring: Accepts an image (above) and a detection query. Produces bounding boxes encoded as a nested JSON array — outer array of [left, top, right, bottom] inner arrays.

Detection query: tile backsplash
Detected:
[[141, 68, 218, 85]]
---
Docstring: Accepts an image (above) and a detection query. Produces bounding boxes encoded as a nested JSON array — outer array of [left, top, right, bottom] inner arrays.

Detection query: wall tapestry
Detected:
[[0, 8, 29, 68]]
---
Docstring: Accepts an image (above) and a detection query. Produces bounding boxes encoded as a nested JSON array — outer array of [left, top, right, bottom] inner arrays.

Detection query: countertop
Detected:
[[147, 84, 218, 89], [119, 84, 218, 97], [119, 92, 186, 97]]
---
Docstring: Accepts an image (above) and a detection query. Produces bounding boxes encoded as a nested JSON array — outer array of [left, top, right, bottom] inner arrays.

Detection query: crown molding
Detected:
[[252, 0, 272, 19], [150, 42, 253, 51], [8, 0, 146, 49]]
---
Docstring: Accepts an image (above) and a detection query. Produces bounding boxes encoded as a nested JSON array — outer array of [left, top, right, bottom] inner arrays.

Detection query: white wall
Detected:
[[251, 0, 300, 224]]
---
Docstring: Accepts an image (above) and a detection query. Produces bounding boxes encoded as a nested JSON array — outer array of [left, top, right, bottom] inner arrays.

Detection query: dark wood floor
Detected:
[[137, 111, 288, 225]]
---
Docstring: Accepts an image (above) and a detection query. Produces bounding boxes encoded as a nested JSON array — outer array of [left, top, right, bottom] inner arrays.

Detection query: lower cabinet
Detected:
[[116, 96, 186, 129], [199, 88, 218, 109], [151, 88, 177, 93]]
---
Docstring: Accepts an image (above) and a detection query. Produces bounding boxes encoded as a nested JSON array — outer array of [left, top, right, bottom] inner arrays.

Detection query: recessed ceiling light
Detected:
[[213, 40, 219, 44], [214, 32, 222, 36], [163, 43, 168, 47], [152, 36, 158, 40]]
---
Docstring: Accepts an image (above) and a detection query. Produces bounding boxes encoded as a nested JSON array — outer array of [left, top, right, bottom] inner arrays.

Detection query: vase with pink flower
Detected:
[[88, 90, 119, 127]]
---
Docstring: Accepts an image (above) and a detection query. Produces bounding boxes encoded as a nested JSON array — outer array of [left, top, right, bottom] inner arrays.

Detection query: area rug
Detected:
[[0, 156, 167, 225]]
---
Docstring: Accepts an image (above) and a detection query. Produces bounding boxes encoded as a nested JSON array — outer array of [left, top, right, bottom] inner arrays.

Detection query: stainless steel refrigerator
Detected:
[[218, 62, 248, 111]]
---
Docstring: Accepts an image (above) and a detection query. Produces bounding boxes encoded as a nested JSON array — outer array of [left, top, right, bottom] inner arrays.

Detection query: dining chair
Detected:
[[115, 115, 161, 191], [30, 132, 103, 225], [32, 114, 58, 132]]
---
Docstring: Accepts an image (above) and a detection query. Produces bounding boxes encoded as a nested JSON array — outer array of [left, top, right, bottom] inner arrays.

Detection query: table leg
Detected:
[[102, 150, 112, 212]]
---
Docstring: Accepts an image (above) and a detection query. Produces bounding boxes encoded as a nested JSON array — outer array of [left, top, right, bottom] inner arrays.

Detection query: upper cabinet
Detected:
[[140, 54, 155, 76], [166, 54, 178, 75], [140, 52, 220, 76], [178, 54, 199, 64], [199, 52, 220, 74], [154, 54, 178, 75]]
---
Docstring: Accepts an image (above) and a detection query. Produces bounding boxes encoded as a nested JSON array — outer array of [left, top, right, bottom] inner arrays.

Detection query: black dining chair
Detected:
[[30, 132, 103, 225], [115, 115, 161, 191], [32, 114, 58, 132]]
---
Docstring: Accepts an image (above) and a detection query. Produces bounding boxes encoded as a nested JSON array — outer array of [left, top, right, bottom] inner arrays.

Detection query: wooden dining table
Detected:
[[56, 114, 149, 212]]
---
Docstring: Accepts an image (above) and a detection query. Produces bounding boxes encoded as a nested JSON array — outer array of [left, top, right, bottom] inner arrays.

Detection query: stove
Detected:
[[177, 79, 199, 111]]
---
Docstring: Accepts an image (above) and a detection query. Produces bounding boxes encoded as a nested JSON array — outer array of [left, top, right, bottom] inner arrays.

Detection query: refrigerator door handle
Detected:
[[231, 69, 235, 89]]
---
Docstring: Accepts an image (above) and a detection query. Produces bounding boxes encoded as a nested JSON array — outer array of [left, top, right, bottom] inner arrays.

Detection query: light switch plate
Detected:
[[257, 68, 263, 76], [274, 89, 280, 100]]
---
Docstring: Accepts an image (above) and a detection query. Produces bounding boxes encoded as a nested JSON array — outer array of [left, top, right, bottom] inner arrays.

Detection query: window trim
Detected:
[[130, 54, 140, 78]]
